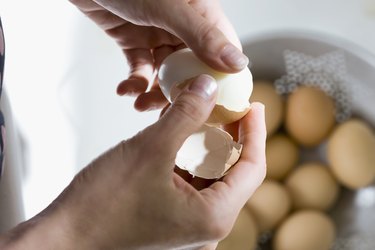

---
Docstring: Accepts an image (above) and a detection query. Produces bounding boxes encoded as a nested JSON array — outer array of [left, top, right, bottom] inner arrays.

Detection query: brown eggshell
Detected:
[[273, 210, 336, 250], [285, 162, 340, 211], [217, 208, 258, 250], [286, 86, 336, 147], [266, 133, 299, 180], [246, 180, 291, 233], [327, 119, 375, 189]]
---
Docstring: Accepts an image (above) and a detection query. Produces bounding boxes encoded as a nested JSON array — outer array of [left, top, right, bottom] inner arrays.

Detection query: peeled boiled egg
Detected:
[[158, 48, 253, 179], [158, 48, 253, 125], [327, 119, 375, 189], [286, 86, 336, 147]]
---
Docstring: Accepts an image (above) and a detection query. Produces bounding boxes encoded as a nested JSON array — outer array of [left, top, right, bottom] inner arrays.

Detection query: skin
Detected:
[[0, 2, 262, 249], [69, 0, 249, 111], [0, 75, 266, 249]]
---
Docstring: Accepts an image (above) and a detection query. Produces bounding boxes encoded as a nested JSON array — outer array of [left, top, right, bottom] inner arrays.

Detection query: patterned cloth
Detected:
[[0, 17, 6, 177]]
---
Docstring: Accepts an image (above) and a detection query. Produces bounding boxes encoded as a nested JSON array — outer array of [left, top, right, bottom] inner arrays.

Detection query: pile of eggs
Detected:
[[217, 80, 375, 250]]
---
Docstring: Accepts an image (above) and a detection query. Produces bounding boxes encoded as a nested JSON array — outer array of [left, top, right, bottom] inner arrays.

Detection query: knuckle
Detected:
[[197, 206, 230, 241], [131, 126, 170, 160], [194, 22, 218, 50], [172, 96, 204, 123]]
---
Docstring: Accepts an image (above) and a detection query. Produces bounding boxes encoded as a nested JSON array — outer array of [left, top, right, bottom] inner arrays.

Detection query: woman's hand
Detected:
[[69, 0, 249, 111], [0, 75, 265, 250]]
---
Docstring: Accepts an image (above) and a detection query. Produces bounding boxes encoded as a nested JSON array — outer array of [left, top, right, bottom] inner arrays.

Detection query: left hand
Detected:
[[69, 0, 248, 111]]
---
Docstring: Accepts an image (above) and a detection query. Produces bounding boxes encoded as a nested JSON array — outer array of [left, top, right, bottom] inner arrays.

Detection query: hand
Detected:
[[0, 75, 265, 249], [62, 74, 266, 249], [69, 0, 249, 111]]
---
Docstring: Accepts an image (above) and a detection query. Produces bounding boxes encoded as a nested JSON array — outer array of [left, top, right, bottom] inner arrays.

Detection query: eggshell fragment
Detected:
[[327, 119, 375, 189], [286, 86, 336, 147], [246, 180, 291, 233], [273, 210, 336, 250], [285, 162, 340, 211], [158, 48, 253, 125], [217, 208, 258, 250], [250, 80, 284, 136], [176, 124, 242, 179]]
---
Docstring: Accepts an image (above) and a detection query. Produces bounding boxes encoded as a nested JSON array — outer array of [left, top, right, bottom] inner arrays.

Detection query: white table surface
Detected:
[[1, 0, 375, 219]]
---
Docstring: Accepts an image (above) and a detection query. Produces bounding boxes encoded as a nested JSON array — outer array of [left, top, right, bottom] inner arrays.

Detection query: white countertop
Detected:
[[1, 0, 375, 219]]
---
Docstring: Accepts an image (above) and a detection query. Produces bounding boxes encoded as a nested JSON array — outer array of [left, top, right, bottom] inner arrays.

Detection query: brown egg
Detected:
[[216, 208, 258, 250], [273, 210, 336, 250], [285, 162, 340, 211], [250, 80, 284, 136], [327, 119, 375, 189], [246, 180, 291, 233], [266, 133, 299, 180], [286, 86, 336, 147]]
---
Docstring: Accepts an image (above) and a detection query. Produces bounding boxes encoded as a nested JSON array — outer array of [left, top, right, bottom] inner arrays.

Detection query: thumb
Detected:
[[153, 74, 217, 154]]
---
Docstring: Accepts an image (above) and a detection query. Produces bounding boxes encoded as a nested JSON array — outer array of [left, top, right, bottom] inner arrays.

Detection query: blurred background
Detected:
[[1, 0, 375, 224]]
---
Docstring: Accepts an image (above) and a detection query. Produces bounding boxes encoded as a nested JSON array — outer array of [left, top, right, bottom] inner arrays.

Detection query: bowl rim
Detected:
[[241, 29, 375, 67]]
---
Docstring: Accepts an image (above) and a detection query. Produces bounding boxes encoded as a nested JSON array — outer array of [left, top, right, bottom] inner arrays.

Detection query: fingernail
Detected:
[[220, 44, 249, 70], [188, 74, 217, 99], [251, 102, 265, 111]]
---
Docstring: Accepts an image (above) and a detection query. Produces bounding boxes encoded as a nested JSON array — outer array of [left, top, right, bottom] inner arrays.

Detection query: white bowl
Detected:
[[242, 29, 375, 250]]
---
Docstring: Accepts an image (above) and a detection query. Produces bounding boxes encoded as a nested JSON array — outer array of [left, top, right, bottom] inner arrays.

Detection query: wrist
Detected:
[[0, 202, 96, 250]]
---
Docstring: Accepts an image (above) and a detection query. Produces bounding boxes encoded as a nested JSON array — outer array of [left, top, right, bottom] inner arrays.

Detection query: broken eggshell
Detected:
[[175, 124, 243, 179], [158, 48, 253, 125]]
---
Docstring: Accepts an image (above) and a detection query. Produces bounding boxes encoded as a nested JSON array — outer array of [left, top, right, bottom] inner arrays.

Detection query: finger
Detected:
[[134, 90, 169, 111], [69, 1, 130, 30], [106, 23, 180, 49], [237, 102, 267, 164], [117, 78, 148, 97], [222, 102, 267, 201], [153, 45, 178, 70], [152, 74, 217, 156], [203, 103, 266, 211], [157, 0, 248, 73], [117, 49, 154, 96], [188, 0, 242, 49]]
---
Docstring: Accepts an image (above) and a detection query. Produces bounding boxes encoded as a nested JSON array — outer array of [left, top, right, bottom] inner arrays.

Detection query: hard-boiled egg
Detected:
[[158, 48, 253, 125]]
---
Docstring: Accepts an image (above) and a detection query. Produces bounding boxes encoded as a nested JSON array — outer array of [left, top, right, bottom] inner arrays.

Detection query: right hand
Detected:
[[0, 75, 265, 250]]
